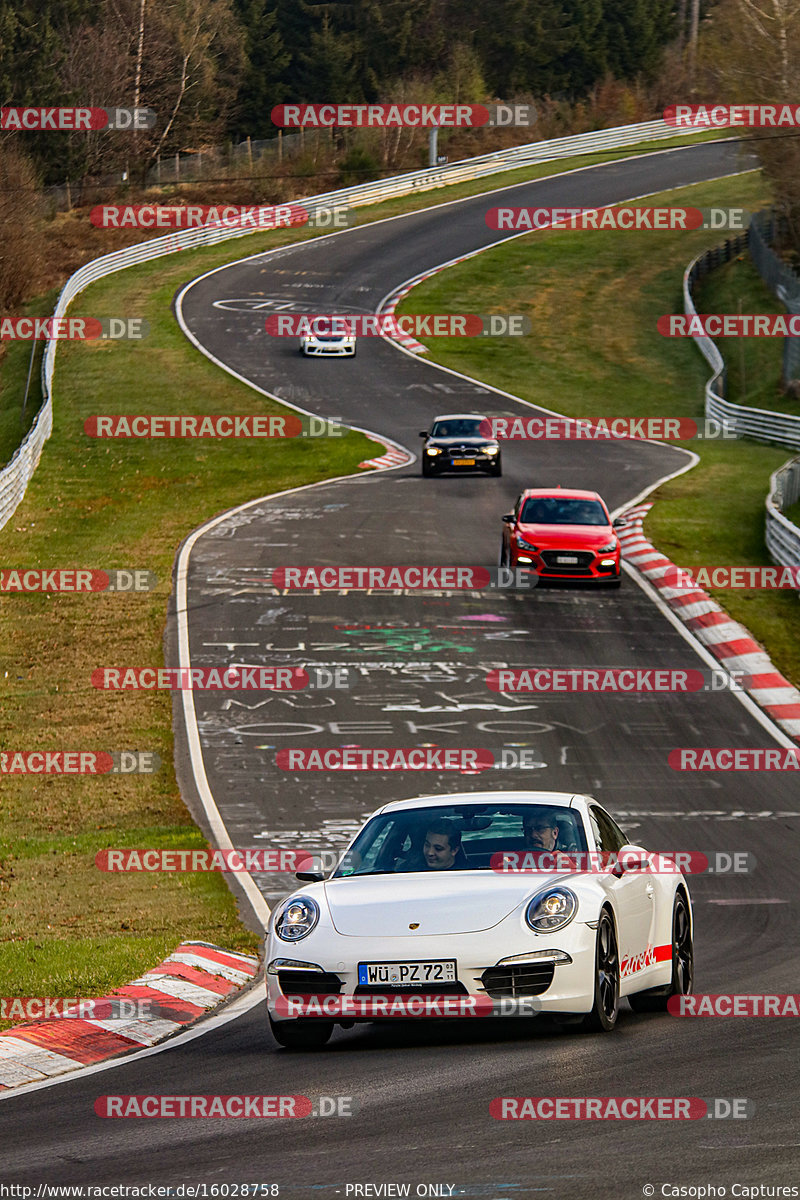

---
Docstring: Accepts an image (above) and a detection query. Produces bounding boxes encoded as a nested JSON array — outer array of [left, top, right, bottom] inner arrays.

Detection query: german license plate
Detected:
[[358, 960, 457, 986], [556, 555, 579, 564], [452, 458, 475, 466]]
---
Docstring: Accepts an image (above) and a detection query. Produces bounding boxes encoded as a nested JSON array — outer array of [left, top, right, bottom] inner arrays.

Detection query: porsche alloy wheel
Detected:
[[581, 909, 619, 1032], [629, 892, 693, 1013]]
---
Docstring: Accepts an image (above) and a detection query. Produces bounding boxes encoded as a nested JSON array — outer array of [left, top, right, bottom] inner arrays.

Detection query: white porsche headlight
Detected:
[[525, 887, 578, 933], [274, 896, 319, 941]]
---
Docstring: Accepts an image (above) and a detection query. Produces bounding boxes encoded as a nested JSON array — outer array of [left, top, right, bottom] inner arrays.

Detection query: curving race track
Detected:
[[3, 140, 800, 1199]]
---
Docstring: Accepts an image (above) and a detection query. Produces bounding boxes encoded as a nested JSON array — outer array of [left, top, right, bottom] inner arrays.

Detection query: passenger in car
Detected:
[[397, 821, 470, 871]]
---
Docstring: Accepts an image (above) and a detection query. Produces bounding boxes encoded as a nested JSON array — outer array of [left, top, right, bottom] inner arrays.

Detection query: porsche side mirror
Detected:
[[295, 871, 325, 882], [502, 513, 515, 524], [419, 431, 429, 438], [612, 848, 649, 877], [612, 517, 628, 529]]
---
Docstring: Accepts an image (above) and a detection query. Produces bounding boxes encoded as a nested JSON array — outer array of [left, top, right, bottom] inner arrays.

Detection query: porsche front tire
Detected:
[[268, 1016, 333, 1049], [580, 909, 620, 1032]]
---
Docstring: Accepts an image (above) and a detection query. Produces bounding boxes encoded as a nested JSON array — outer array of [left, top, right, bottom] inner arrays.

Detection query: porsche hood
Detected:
[[321, 872, 578, 937]]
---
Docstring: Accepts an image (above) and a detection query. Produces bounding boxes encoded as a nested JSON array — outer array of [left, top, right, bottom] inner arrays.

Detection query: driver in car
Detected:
[[522, 810, 561, 851]]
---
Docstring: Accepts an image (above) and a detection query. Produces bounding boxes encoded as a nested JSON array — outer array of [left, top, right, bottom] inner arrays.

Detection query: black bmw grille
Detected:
[[481, 963, 555, 997]]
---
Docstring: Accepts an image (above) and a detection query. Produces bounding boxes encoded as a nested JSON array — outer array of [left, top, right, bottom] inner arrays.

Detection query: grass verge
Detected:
[[0, 234, 375, 1022], [397, 170, 800, 686], [693, 256, 797, 415]]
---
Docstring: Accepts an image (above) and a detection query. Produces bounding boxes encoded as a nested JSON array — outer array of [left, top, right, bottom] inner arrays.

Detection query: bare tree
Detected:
[[141, 0, 245, 168], [57, 16, 134, 179], [701, 0, 800, 240], [734, 0, 800, 93], [0, 142, 43, 312]]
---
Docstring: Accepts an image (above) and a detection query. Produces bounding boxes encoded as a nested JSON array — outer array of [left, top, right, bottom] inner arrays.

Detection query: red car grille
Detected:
[[539, 549, 596, 573]]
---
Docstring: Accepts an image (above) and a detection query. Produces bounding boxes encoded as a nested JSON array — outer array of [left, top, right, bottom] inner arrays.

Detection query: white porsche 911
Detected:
[[266, 791, 694, 1048]]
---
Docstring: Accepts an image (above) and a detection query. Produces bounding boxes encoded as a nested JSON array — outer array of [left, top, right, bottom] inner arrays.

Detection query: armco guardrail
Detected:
[[0, 118, 705, 534], [766, 457, 800, 582], [684, 237, 800, 452]]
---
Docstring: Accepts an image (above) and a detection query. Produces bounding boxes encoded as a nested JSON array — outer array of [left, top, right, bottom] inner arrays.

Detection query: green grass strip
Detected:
[[397, 171, 800, 686]]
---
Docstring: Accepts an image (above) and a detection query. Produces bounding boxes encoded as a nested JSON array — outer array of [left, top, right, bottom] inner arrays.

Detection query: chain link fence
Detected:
[[765, 457, 800, 582], [749, 210, 800, 384]]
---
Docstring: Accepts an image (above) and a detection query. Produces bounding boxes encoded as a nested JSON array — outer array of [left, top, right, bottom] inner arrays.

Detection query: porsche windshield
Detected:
[[520, 497, 608, 526], [331, 804, 588, 876]]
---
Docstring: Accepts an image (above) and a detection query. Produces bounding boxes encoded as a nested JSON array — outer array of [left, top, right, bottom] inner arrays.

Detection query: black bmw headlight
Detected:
[[274, 896, 320, 941]]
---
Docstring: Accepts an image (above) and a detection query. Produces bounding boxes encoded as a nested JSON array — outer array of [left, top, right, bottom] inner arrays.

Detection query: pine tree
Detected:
[[232, 0, 290, 137], [602, 0, 676, 81]]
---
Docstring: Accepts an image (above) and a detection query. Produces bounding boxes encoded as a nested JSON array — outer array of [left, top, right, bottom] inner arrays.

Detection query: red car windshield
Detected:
[[520, 498, 608, 526]]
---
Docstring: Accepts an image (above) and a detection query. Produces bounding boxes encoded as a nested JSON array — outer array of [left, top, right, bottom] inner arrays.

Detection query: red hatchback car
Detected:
[[500, 488, 623, 587]]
